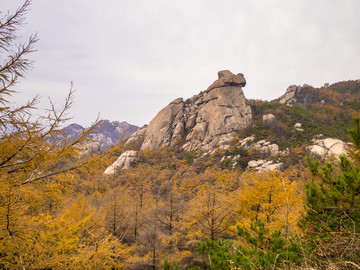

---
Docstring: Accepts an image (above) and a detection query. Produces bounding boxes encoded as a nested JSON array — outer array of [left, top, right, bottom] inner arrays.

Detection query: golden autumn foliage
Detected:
[[4, 1, 359, 269], [237, 171, 303, 234], [0, 2, 134, 268]]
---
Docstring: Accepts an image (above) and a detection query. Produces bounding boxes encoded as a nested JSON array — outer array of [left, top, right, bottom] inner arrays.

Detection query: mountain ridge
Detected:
[[104, 71, 360, 173], [62, 120, 139, 151]]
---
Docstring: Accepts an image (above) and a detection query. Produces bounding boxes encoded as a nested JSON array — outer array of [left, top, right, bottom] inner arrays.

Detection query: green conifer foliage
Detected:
[[349, 117, 360, 149], [197, 220, 301, 270], [302, 154, 360, 262]]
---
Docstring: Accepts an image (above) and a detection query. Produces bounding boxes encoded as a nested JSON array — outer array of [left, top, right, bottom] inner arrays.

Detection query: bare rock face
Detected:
[[279, 85, 301, 104], [125, 125, 148, 149], [248, 159, 283, 173], [104, 150, 138, 174], [141, 98, 184, 150], [136, 70, 252, 153]]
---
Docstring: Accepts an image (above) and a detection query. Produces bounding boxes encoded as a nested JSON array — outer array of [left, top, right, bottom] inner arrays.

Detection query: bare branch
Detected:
[[0, 0, 32, 51]]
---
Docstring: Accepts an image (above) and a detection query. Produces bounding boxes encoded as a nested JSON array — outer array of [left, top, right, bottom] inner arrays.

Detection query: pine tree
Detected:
[[300, 117, 360, 263], [197, 220, 301, 270], [301, 155, 360, 262]]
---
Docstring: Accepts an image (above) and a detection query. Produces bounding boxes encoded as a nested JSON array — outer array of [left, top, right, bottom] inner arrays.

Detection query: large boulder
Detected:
[[206, 70, 246, 91], [131, 70, 252, 153], [309, 137, 347, 158], [263, 113, 276, 124]]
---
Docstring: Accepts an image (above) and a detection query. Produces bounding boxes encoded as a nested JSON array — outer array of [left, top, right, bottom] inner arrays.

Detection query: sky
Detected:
[[2, 0, 360, 127]]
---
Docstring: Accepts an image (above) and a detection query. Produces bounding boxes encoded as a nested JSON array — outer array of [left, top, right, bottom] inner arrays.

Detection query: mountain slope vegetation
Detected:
[[1, 1, 360, 269]]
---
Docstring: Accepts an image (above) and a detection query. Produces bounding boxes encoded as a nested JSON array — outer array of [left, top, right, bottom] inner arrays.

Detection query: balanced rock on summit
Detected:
[[126, 70, 252, 154], [206, 70, 246, 91]]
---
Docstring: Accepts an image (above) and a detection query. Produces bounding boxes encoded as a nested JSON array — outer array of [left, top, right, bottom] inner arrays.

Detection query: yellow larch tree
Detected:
[[187, 167, 239, 241], [237, 170, 303, 235], [0, 1, 135, 268]]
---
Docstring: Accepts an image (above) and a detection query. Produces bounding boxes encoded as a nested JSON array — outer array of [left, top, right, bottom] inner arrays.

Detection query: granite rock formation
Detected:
[[237, 135, 280, 156], [263, 113, 276, 125], [278, 85, 301, 104], [309, 136, 347, 158], [248, 159, 284, 173], [132, 70, 252, 153], [125, 125, 148, 149], [219, 135, 283, 171], [103, 150, 138, 174]]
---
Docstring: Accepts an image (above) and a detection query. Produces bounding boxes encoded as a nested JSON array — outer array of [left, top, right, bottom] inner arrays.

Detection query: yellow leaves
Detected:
[[195, 229, 203, 239], [237, 171, 303, 233], [188, 181, 238, 241], [143, 150, 153, 159]]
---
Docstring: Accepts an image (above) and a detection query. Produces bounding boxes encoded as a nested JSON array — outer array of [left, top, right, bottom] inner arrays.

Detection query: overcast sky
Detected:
[[2, 0, 360, 127]]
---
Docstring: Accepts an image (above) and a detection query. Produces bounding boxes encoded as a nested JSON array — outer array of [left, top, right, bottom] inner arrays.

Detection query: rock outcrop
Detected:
[[206, 70, 246, 91], [129, 70, 252, 153], [263, 114, 276, 124], [237, 136, 280, 156], [309, 136, 347, 158], [278, 85, 301, 104], [218, 135, 283, 171], [103, 150, 138, 174], [235, 135, 283, 172], [125, 125, 148, 149], [248, 159, 284, 173], [294, 123, 304, 131]]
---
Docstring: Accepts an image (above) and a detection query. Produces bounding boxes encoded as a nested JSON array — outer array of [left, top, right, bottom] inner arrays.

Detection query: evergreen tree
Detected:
[[300, 118, 360, 263], [197, 220, 301, 270], [302, 155, 360, 262]]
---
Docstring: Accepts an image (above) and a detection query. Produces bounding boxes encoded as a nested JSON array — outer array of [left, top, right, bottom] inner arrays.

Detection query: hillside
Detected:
[[106, 73, 359, 174], [3, 2, 360, 268], [96, 75, 360, 268], [3, 70, 360, 269], [247, 82, 360, 149]]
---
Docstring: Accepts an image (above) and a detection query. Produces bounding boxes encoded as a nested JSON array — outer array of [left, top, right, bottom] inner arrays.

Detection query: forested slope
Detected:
[[1, 1, 360, 269]]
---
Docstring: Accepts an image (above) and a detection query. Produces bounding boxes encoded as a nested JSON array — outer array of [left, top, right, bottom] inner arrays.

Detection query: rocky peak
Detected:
[[90, 120, 138, 149], [94, 120, 138, 140], [63, 123, 84, 135], [206, 70, 246, 91], [129, 70, 252, 154], [278, 85, 301, 104], [62, 120, 138, 151]]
